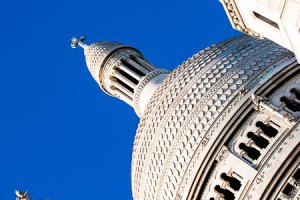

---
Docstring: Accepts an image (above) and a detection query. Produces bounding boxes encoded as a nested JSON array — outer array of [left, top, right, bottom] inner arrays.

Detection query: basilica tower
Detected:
[[71, 36, 169, 116], [73, 35, 300, 200]]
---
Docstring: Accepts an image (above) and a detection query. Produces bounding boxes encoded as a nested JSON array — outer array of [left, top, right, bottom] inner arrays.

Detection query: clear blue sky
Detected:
[[0, 0, 240, 199]]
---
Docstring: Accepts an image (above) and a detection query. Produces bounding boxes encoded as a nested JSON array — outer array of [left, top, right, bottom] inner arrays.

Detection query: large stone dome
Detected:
[[131, 35, 300, 200]]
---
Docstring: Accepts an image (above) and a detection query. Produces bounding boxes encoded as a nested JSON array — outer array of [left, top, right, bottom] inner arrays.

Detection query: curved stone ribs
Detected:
[[201, 67, 300, 200], [131, 35, 295, 200]]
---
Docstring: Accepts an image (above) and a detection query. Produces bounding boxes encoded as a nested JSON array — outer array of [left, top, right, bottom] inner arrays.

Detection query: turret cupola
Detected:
[[71, 36, 170, 116]]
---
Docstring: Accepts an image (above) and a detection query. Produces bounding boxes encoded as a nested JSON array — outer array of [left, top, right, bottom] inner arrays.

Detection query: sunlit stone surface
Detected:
[[220, 0, 300, 63], [75, 33, 300, 200]]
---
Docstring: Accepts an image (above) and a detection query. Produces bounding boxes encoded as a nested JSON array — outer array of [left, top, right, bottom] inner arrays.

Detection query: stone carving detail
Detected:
[[74, 29, 300, 200], [276, 163, 300, 200], [133, 69, 170, 116], [131, 35, 294, 200], [220, 0, 262, 38], [269, 73, 300, 121], [208, 167, 243, 199], [132, 36, 249, 199], [230, 112, 286, 167], [251, 94, 295, 127], [244, 124, 299, 199]]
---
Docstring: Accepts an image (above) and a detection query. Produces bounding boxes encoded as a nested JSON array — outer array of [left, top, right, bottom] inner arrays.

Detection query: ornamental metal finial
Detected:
[[71, 36, 88, 49], [15, 190, 32, 200]]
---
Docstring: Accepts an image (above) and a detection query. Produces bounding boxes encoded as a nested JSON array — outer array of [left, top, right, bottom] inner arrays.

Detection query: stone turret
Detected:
[[71, 36, 170, 116]]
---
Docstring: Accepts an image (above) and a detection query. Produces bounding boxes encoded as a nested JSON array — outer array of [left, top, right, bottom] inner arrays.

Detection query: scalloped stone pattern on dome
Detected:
[[84, 42, 123, 84], [131, 35, 294, 200]]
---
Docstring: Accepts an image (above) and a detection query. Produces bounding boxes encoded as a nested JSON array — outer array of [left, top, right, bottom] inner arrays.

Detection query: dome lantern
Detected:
[[72, 36, 170, 116]]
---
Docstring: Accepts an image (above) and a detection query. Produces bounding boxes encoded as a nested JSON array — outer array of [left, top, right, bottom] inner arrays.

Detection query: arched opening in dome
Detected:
[[290, 88, 300, 100], [280, 96, 300, 112], [214, 185, 235, 200], [220, 173, 241, 191], [293, 167, 300, 181], [247, 132, 269, 149], [239, 143, 261, 160], [256, 121, 278, 138]]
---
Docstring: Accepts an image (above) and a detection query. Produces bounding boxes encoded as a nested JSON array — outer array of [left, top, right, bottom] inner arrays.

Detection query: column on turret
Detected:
[[72, 37, 170, 117]]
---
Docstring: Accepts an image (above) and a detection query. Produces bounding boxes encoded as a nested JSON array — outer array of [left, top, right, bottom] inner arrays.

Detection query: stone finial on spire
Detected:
[[71, 36, 88, 49], [15, 190, 32, 200]]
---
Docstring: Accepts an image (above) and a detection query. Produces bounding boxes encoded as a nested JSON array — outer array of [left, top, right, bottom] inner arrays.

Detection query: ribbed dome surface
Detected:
[[131, 35, 293, 200]]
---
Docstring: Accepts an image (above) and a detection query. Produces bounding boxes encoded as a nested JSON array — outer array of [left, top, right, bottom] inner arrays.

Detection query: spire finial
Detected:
[[15, 190, 32, 200], [71, 36, 88, 49]]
